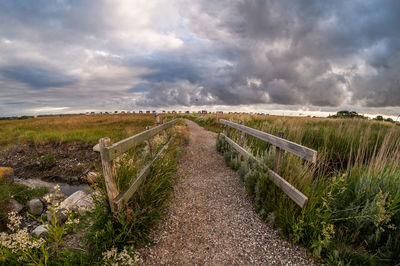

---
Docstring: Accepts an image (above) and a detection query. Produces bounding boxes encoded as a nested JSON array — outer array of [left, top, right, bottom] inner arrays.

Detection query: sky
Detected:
[[0, 0, 400, 117]]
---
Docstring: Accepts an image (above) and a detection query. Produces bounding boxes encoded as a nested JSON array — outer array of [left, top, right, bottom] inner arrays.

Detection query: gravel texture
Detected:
[[137, 120, 315, 265]]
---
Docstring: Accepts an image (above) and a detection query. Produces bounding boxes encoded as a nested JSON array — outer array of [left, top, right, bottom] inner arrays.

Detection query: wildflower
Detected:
[[102, 246, 118, 260], [7, 211, 22, 232], [66, 217, 80, 226], [102, 246, 135, 265]]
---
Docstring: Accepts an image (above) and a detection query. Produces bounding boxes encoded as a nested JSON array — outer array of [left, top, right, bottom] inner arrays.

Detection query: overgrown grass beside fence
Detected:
[[205, 113, 400, 265], [0, 116, 188, 265]]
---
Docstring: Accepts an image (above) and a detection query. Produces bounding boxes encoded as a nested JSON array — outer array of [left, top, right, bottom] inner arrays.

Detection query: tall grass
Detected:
[[0, 115, 186, 264], [209, 113, 400, 265], [0, 114, 172, 147], [83, 121, 188, 264]]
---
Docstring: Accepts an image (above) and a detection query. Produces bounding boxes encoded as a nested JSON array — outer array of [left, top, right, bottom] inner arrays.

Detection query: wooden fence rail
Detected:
[[98, 119, 178, 213], [219, 119, 317, 208]]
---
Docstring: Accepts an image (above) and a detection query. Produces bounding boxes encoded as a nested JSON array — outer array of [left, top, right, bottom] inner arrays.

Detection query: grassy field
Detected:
[[0, 114, 186, 264], [0, 114, 166, 147], [2, 112, 399, 264], [187, 113, 400, 265]]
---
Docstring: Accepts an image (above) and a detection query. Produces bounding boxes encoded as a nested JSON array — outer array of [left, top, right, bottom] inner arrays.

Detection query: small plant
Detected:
[[38, 153, 57, 169], [102, 246, 136, 265]]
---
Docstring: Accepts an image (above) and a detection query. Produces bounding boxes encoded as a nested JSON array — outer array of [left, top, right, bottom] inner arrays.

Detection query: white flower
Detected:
[[7, 211, 22, 232]]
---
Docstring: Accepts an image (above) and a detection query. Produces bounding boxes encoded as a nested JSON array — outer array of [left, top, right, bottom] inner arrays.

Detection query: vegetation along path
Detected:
[[137, 119, 315, 265]]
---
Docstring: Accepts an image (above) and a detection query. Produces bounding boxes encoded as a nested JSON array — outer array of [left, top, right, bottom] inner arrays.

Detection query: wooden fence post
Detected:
[[224, 121, 230, 137], [99, 137, 120, 213], [146, 126, 154, 157], [162, 119, 168, 139], [274, 131, 285, 172], [239, 121, 245, 146], [155, 114, 160, 125]]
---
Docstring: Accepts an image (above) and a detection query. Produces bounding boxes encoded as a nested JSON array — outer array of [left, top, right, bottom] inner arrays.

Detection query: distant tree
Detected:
[[328, 110, 365, 119], [385, 117, 394, 122], [375, 115, 384, 121]]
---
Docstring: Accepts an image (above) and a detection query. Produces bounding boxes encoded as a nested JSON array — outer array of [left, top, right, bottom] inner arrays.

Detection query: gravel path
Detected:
[[136, 120, 315, 265]]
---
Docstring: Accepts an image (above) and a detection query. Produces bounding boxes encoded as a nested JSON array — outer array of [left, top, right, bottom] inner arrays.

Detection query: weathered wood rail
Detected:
[[97, 119, 178, 213], [219, 119, 317, 208]]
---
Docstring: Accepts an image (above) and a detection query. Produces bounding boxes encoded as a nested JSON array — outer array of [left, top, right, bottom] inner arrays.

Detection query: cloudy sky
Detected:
[[1, 0, 400, 117]]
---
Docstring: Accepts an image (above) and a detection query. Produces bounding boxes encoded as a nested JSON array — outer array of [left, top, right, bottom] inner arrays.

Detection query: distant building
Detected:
[[201, 110, 207, 114], [146, 111, 150, 114], [139, 110, 143, 114]]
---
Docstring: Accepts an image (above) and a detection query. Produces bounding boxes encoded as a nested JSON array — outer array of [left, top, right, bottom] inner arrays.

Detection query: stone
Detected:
[[59, 190, 94, 213], [86, 171, 100, 184], [0, 167, 14, 183], [27, 198, 44, 215], [47, 208, 68, 223], [93, 143, 100, 152], [8, 199, 23, 213], [32, 224, 48, 238]]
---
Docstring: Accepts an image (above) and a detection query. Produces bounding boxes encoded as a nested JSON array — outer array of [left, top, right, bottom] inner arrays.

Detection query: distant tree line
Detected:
[[328, 110, 367, 119], [328, 110, 397, 123]]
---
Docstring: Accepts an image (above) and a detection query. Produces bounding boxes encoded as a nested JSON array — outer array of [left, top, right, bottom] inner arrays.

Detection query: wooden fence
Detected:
[[97, 119, 178, 213], [219, 119, 317, 208]]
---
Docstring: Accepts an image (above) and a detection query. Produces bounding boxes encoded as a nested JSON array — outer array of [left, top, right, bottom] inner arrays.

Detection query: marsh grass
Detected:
[[212, 113, 400, 265], [85, 127, 186, 263], [0, 114, 184, 264], [0, 114, 169, 147]]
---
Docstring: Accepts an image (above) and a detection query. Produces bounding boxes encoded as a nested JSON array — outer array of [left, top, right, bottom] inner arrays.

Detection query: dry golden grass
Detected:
[[0, 114, 175, 147]]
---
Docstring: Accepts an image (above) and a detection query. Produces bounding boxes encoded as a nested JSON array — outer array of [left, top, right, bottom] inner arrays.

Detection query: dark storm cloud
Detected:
[[162, 0, 400, 108], [0, 66, 78, 89]]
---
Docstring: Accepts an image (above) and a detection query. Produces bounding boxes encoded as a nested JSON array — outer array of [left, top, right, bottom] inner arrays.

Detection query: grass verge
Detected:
[[210, 112, 400, 265]]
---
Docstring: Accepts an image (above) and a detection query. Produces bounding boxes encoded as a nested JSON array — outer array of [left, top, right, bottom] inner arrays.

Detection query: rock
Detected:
[[8, 199, 23, 213], [93, 143, 100, 152], [15, 178, 56, 192], [27, 199, 44, 215], [0, 167, 14, 183], [47, 208, 68, 223], [86, 172, 100, 184], [32, 225, 48, 238], [60, 190, 94, 213]]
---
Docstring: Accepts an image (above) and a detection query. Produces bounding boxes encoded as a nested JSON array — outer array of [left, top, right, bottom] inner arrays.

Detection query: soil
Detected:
[[0, 141, 100, 184], [136, 120, 316, 265]]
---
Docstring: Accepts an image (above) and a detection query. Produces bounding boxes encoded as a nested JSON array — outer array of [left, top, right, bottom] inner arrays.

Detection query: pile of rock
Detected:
[[31, 190, 97, 237], [3, 166, 100, 238]]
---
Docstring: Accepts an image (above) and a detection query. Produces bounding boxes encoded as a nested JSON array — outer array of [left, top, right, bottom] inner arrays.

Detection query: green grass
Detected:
[[207, 113, 400, 265], [0, 114, 185, 264], [71, 125, 187, 264]]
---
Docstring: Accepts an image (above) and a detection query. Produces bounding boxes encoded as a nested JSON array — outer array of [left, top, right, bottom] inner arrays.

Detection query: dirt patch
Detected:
[[0, 141, 100, 184]]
